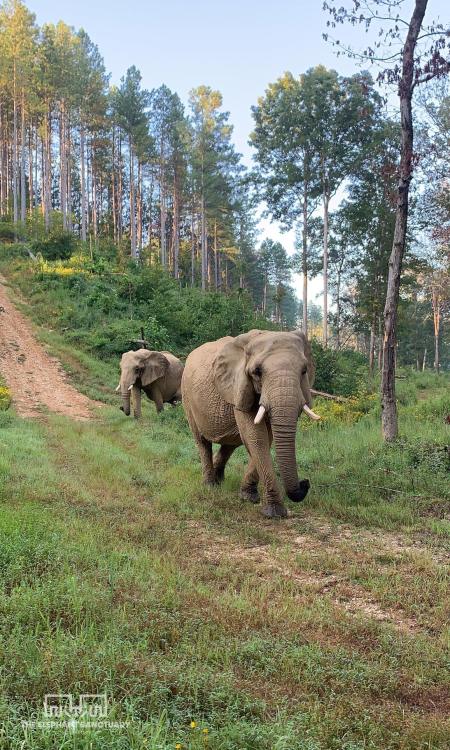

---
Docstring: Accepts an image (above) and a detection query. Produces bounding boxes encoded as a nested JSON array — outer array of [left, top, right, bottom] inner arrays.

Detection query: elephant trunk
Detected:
[[132, 384, 141, 419], [120, 390, 131, 416], [266, 377, 309, 503]]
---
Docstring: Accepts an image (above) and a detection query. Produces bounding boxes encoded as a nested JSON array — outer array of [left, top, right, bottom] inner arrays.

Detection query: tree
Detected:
[[112, 66, 149, 259], [301, 66, 382, 345], [324, 0, 450, 440], [250, 73, 321, 333], [189, 86, 239, 291]]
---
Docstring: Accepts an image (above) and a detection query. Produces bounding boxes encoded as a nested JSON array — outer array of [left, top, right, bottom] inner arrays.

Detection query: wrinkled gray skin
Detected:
[[182, 329, 316, 519], [118, 349, 184, 418]]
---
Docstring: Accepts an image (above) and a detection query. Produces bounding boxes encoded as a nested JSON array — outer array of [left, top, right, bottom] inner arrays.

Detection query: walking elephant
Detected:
[[116, 349, 184, 418], [181, 329, 320, 519]]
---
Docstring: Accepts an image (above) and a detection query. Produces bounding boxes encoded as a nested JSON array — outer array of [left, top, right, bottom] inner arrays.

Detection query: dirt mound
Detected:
[[0, 275, 100, 420]]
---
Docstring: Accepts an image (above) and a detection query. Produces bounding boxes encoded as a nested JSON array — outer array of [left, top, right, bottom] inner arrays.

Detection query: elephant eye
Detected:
[[253, 365, 262, 378], [301, 367, 307, 375]]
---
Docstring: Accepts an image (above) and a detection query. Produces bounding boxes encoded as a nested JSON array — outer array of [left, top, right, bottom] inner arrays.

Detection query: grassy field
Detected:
[[0, 262, 449, 749]]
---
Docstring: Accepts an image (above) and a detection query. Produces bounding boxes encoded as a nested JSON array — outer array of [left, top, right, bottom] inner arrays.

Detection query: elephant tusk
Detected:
[[128, 384, 134, 391], [254, 405, 266, 424], [303, 404, 321, 421], [115, 384, 121, 392]]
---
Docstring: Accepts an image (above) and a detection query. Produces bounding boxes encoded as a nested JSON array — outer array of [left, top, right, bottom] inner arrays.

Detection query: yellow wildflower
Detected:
[[202, 728, 209, 734], [175, 744, 183, 749], [190, 721, 197, 728]]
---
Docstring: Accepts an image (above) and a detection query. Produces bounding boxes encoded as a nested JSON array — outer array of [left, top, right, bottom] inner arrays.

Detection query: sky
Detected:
[[28, 0, 450, 307]]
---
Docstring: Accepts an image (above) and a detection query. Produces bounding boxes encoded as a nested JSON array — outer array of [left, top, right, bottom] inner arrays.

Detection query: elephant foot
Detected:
[[260, 503, 288, 519], [239, 486, 260, 504], [287, 479, 310, 503], [213, 469, 225, 484], [203, 476, 220, 487]]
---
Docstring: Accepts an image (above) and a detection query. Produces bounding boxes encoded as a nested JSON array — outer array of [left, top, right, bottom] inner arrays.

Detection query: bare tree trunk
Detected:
[[432, 290, 440, 373], [381, 0, 428, 441], [117, 133, 122, 242], [59, 101, 67, 230], [137, 160, 142, 253], [369, 314, 376, 374], [13, 62, 18, 228], [201, 195, 207, 291], [172, 178, 180, 280], [191, 212, 196, 286], [422, 347, 427, 371], [378, 317, 383, 370], [322, 182, 329, 347], [66, 117, 72, 232], [301, 186, 308, 333], [28, 123, 33, 215], [111, 126, 116, 243], [129, 135, 137, 258], [20, 90, 26, 226], [79, 124, 86, 240]]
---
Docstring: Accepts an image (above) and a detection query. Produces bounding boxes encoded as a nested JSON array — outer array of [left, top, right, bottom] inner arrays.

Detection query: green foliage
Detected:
[[311, 341, 367, 396], [30, 230, 77, 260], [0, 382, 11, 411], [0, 221, 16, 242]]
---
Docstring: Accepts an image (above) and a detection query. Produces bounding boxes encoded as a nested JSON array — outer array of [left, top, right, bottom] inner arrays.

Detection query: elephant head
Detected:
[[116, 349, 169, 416], [214, 330, 319, 503]]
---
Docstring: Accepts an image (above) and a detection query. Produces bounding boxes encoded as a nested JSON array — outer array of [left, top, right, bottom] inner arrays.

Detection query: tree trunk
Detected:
[[369, 314, 376, 374], [59, 101, 67, 230], [201, 195, 207, 291], [433, 293, 440, 373], [13, 62, 18, 228], [422, 347, 427, 371], [80, 124, 87, 241], [381, 0, 428, 442], [301, 185, 308, 334], [20, 90, 26, 225], [191, 212, 196, 286], [137, 160, 142, 253], [172, 178, 180, 280], [129, 135, 137, 258], [322, 182, 329, 347]]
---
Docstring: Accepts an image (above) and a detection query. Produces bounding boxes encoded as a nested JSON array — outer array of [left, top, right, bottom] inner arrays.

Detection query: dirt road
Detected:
[[0, 274, 100, 420]]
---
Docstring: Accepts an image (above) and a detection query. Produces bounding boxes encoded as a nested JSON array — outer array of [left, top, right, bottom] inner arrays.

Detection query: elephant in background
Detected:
[[116, 349, 184, 418], [182, 329, 320, 519]]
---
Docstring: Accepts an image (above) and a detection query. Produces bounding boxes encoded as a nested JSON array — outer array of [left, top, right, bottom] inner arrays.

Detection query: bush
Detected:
[[31, 231, 76, 261], [0, 385, 11, 411], [311, 342, 367, 397], [66, 317, 170, 359]]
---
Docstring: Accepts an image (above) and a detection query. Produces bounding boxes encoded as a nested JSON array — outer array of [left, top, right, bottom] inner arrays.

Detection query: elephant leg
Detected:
[[239, 458, 260, 504], [150, 384, 164, 414], [185, 407, 216, 485], [132, 385, 142, 419], [213, 445, 236, 484], [234, 410, 287, 519]]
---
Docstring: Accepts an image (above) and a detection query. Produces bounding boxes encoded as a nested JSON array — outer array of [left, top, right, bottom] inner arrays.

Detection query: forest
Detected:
[[0, 1, 449, 749], [0, 0, 448, 373]]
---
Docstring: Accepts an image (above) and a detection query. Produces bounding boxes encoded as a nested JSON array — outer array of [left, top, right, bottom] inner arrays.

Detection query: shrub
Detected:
[[66, 317, 170, 359], [0, 385, 11, 411], [311, 342, 367, 397], [31, 231, 76, 261]]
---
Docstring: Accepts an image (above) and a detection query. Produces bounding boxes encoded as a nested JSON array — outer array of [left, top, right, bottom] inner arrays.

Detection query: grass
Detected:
[[0, 256, 449, 749]]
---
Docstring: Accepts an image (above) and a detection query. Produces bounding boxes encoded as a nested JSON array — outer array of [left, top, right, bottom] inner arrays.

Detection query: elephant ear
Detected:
[[213, 330, 263, 411], [140, 351, 169, 387], [292, 330, 315, 386]]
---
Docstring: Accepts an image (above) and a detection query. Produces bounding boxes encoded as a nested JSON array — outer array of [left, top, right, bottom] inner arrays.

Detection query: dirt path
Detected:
[[0, 275, 100, 420]]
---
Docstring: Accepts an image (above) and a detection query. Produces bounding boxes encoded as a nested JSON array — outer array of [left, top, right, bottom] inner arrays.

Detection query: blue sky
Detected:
[[28, 0, 450, 305]]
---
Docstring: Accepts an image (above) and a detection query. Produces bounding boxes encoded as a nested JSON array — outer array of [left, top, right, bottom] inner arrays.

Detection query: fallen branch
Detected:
[[311, 389, 348, 402]]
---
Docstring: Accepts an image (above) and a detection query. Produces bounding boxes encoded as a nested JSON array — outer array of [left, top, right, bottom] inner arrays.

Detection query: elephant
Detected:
[[116, 349, 184, 418], [181, 329, 320, 519]]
